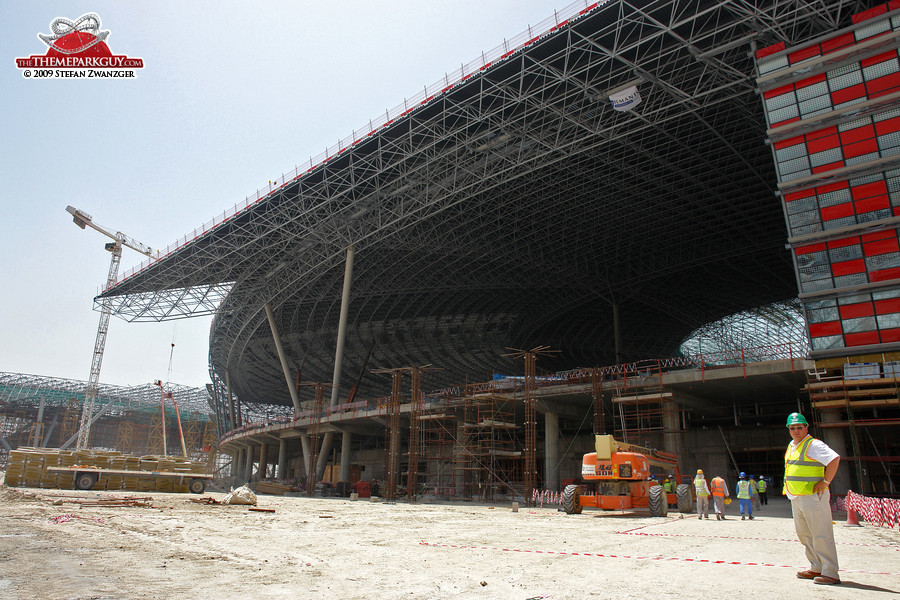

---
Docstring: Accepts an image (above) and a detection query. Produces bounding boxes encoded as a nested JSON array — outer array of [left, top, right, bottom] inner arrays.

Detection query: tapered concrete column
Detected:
[[544, 412, 560, 491], [264, 303, 302, 416], [300, 434, 311, 480], [277, 438, 287, 480], [340, 432, 352, 481], [819, 411, 851, 493], [316, 245, 356, 480], [612, 303, 622, 364], [225, 370, 237, 431]]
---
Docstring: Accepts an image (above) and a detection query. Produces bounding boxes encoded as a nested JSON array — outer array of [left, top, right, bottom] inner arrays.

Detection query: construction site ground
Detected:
[[1, 478, 898, 600]]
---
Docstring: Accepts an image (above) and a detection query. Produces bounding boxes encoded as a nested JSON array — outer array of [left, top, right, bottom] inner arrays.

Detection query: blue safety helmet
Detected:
[[739, 472, 746, 478]]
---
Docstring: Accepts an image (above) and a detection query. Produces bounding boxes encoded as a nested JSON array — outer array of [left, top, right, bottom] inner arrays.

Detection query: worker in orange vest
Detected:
[[710, 474, 730, 520]]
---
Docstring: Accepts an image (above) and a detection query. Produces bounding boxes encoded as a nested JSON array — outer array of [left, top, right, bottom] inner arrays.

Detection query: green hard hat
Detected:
[[786, 412, 809, 427]]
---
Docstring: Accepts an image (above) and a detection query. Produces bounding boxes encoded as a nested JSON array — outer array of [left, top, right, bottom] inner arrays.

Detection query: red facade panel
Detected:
[[845, 331, 881, 346], [809, 321, 842, 337], [839, 303, 875, 319], [875, 297, 900, 314]]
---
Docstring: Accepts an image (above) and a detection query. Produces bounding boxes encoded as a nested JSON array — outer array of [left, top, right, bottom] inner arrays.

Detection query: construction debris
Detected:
[[222, 485, 257, 506]]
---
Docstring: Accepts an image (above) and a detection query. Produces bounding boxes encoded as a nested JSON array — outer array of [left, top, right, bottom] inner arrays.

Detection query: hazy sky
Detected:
[[1, 1, 570, 389]]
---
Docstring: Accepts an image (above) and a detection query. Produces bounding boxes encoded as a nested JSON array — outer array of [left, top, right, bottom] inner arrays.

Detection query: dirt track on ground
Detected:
[[1, 482, 898, 600]]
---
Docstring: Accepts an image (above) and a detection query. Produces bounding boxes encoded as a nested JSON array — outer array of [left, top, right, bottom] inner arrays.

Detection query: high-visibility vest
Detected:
[[758, 479, 767, 493], [694, 477, 709, 497], [663, 481, 672, 492], [710, 477, 725, 497], [737, 480, 752, 499], [784, 435, 824, 496]]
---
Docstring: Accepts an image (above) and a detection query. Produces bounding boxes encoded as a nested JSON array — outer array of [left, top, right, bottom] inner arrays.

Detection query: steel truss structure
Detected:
[[0, 372, 216, 463], [97, 1, 871, 411], [0, 372, 213, 417]]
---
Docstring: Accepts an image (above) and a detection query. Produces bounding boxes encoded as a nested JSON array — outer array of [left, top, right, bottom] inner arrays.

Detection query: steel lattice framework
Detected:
[[0, 372, 213, 419], [98, 0, 871, 409]]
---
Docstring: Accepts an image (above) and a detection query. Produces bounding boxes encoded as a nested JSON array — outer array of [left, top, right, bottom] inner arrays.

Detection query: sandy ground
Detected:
[[1, 480, 898, 600]]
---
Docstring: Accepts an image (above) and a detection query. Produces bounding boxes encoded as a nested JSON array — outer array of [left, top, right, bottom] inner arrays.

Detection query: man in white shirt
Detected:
[[784, 412, 841, 585]]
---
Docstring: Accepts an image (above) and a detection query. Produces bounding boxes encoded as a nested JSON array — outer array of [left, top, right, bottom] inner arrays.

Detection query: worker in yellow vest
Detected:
[[757, 475, 768, 505], [710, 474, 729, 520], [736, 472, 754, 520], [784, 412, 841, 585], [694, 469, 711, 519], [663, 477, 672, 493]]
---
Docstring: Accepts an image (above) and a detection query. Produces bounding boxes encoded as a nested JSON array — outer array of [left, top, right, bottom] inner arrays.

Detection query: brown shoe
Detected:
[[796, 570, 820, 579], [813, 576, 841, 585]]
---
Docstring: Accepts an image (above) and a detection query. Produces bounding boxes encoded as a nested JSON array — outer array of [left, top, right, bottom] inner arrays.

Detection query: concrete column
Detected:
[[662, 402, 683, 477], [453, 419, 466, 496], [244, 445, 255, 482], [612, 303, 622, 364], [277, 438, 287, 480], [231, 450, 242, 478], [819, 411, 851, 494], [317, 245, 356, 481], [543, 412, 560, 491], [340, 431, 352, 481], [264, 303, 302, 416], [300, 434, 311, 480], [225, 370, 237, 432], [259, 443, 269, 480]]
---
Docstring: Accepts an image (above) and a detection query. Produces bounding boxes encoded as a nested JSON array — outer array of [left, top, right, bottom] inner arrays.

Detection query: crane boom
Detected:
[[67, 205, 156, 449], [66, 205, 156, 257]]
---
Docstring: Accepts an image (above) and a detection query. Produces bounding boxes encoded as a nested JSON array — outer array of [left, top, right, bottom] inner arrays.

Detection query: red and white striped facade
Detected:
[[758, 2, 900, 356]]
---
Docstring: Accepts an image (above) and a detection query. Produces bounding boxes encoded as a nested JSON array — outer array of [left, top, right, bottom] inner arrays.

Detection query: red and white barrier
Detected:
[[842, 490, 900, 530]]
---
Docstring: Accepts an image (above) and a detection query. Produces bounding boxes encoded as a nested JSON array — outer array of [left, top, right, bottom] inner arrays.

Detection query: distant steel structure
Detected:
[[0, 372, 215, 462], [94, 0, 869, 417]]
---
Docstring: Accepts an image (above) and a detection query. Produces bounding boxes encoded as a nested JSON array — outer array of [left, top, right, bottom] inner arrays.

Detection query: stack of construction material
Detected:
[[3, 448, 209, 493]]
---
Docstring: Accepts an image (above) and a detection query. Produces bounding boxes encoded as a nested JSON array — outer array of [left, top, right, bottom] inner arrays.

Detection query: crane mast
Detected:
[[66, 206, 155, 450]]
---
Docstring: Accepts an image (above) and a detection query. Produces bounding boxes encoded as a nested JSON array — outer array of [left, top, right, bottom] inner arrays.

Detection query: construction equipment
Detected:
[[562, 435, 692, 517], [66, 206, 156, 450]]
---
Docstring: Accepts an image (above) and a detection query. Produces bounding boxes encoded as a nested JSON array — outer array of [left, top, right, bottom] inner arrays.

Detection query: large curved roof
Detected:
[[102, 0, 870, 407]]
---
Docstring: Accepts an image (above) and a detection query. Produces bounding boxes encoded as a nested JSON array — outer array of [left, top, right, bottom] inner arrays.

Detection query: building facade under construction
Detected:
[[22, 1, 900, 500]]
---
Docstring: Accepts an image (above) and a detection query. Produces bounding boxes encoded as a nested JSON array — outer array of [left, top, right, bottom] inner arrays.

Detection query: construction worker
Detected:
[[749, 475, 761, 511], [710, 474, 729, 520], [663, 476, 672, 493], [784, 412, 841, 585], [757, 475, 768, 505], [694, 469, 711, 519], [736, 472, 754, 520]]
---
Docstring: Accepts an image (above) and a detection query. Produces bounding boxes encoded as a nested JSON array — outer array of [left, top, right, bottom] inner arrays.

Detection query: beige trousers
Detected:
[[791, 490, 839, 579]]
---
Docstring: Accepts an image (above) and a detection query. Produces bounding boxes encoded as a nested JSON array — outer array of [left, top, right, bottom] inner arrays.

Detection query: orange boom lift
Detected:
[[562, 435, 693, 517]]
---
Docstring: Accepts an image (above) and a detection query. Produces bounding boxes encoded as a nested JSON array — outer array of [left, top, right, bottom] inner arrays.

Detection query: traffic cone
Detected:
[[845, 507, 862, 527]]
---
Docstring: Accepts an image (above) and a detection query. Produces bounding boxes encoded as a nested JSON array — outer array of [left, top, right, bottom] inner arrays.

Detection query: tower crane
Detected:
[[66, 205, 156, 450]]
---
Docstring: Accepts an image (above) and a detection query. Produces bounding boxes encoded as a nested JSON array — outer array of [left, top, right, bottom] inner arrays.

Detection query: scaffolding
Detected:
[[805, 356, 900, 495], [608, 360, 675, 444]]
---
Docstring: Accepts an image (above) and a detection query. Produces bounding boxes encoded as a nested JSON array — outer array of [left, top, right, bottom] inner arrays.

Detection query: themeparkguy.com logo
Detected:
[[15, 13, 144, 79]]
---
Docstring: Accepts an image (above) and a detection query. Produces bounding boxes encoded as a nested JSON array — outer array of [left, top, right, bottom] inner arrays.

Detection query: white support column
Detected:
[[264, 303, 302, 416], [317, 245, 355, 480], [544, 412, 560, 491]]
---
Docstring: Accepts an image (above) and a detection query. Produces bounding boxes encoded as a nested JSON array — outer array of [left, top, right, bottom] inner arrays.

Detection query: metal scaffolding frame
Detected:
[[93, 1, 869, 415]]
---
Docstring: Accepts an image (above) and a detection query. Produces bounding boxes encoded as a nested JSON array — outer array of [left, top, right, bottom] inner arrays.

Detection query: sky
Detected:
[[1, 0, 571, 389]]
